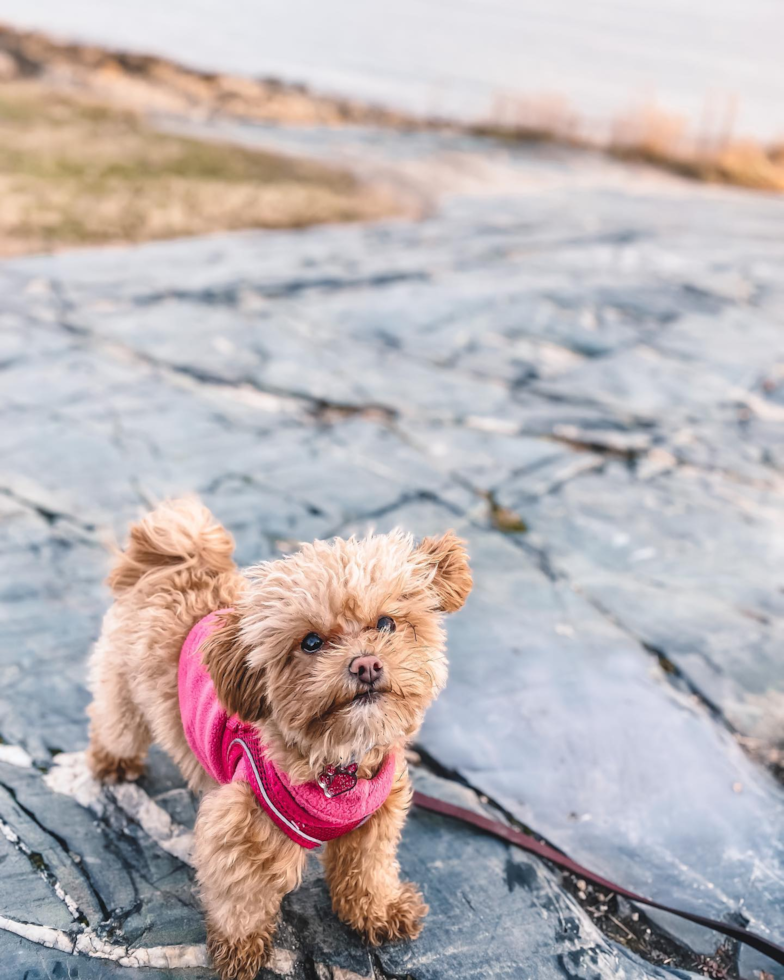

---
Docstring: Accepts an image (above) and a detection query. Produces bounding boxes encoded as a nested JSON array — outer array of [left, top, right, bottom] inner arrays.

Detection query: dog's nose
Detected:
[[349, 655, 383, 686]]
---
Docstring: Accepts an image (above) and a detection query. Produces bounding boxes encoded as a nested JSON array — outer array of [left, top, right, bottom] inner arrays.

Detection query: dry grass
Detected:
[[609, 103, 784, 191], [0, 82, 403, 256], [478, 93, 784, 193]]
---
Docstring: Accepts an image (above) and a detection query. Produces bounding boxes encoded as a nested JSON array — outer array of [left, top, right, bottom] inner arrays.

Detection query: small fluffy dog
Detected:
[[86, 498, 471, 980]]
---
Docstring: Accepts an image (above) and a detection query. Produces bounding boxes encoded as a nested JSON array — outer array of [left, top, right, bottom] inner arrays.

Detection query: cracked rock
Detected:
[[2, 128, 784, 978]]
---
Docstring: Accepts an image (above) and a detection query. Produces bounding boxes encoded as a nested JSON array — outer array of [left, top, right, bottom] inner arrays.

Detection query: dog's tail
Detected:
[[107, 497, 235, 596]]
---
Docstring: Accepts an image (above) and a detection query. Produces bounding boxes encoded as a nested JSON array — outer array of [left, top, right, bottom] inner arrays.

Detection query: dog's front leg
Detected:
[[323, 765, 427, 945], [194, 782, 307, 980]]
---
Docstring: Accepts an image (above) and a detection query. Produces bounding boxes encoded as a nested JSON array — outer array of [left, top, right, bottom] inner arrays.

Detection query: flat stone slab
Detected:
[[1, 134, 784, 978]]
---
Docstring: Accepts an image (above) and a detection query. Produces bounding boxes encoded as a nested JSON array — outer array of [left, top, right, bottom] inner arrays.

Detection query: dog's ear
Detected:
[[200, 610, 269, 722], [417, 530, 472, 613]]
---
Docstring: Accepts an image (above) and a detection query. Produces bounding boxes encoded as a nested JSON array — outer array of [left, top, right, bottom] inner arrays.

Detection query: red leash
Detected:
[[413, 790, 784, 967]]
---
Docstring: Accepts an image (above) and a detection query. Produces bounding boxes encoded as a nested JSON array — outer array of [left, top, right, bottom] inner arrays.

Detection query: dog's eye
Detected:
[[301, 632, 324, 653], [376, 616, 396, 633]]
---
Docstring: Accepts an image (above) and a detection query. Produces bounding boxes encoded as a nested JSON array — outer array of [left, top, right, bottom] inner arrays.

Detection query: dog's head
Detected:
[[202, 529, 471, 771]]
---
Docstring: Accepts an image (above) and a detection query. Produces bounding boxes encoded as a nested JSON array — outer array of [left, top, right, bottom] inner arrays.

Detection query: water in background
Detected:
[[0, 0, 781, 141]]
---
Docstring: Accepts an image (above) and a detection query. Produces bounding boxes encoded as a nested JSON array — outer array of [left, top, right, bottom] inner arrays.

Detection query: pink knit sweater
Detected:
[[178, 611, 396, 849]]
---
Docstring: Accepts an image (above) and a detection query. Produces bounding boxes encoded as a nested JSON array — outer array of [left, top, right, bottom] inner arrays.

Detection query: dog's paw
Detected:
[[345, 881, 428, 946], [86, 743, 145, 784], [207, 928, 270, 980]]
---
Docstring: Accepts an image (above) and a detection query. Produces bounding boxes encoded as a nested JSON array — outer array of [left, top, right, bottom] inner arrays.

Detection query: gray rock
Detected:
[[2, 130, 784, 977]]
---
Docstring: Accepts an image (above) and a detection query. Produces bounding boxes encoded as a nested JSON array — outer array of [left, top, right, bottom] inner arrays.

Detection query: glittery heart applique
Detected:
[[317, 762, 358, 798]]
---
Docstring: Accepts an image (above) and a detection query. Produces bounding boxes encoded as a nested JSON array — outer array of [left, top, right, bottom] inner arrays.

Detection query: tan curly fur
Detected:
[[86, 497, 472, 980]]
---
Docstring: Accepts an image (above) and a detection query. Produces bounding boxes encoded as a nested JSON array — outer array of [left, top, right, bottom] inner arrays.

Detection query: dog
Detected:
[[86, 498, 472, 980]]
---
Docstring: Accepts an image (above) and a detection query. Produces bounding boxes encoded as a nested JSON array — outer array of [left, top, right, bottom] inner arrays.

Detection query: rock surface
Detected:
[[1, 132, 784, 979]]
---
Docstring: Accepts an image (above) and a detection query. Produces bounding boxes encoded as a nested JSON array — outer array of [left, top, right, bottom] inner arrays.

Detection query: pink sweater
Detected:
[[178, 611, 396, 849]]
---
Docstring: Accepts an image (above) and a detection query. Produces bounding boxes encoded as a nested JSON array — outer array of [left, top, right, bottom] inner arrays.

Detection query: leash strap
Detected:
[[412, 790, 784, 967]]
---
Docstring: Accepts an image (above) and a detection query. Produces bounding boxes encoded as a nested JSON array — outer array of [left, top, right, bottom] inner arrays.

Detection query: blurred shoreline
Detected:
[[1, 21, 783, 257], [1, 0, 782, 142], [3, 22, 784, 197]]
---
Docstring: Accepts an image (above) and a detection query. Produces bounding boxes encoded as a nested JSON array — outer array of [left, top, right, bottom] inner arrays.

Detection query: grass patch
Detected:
[[0, 82, 401, 256]]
